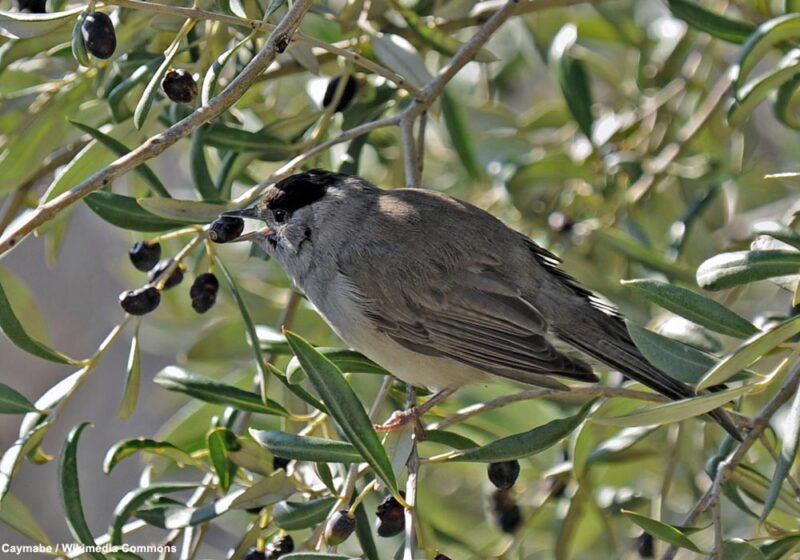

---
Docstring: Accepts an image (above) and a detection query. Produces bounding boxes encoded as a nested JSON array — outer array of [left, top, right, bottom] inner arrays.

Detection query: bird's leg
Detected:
[[375, 387, 457, 432]]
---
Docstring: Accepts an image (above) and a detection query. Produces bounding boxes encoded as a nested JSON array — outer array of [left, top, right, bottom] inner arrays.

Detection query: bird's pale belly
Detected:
[[305, 275, 490, 390]]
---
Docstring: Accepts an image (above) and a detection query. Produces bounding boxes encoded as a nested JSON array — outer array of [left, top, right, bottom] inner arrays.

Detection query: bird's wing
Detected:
[[338, 255, 598, 390]]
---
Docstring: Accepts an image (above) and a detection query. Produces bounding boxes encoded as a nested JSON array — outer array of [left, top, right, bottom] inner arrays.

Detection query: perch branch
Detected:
[[0, 0, 315, 257]]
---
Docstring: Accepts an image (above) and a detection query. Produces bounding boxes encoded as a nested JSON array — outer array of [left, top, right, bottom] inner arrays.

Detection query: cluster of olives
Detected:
[[244, 533, 293, 560], [119, 240, 219, 316], [487, 460, 522, 533]]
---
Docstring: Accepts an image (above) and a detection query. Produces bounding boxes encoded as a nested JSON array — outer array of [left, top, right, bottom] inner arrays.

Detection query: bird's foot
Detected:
[[374, 407, 422, 433]]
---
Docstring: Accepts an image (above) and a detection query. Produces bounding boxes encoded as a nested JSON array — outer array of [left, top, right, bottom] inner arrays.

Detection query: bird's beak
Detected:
[[221, 207, 260, 219], [219, 208, 273, 243], [230, 227, 273, 243]]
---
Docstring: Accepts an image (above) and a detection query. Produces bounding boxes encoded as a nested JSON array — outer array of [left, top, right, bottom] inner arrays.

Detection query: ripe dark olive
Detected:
[[129, 240, 161, 272], [119, 286, 160, 315], [209, 216, 244, 243], [148, 259, 185, 290], [491, 489, 522, 534], [272, 456, 290, 471], [81, 12, 116, 59], [162, 69, 197, 103], [243, 548, 266, 560], [325, 510, 356, 545], [265, 534, 294, 559], [434, 555, 452, 560], [635, 531, 654, 558], [16, 0, 46, 13], [190, 272, 219, 313], [487, 460, 520, 490], [375, 493, 405, 537], [322, 74, 358, 112]]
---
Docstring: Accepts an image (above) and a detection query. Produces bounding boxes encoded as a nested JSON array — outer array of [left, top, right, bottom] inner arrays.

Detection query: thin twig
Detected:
[[404, 387, 419, 560], [660, 364, 800, 560], [0, 0, 315, 257], [400, 115, 420, 188]]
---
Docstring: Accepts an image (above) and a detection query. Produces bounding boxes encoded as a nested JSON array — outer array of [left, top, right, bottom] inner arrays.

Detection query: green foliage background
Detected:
[[1, 0, 800, 558]]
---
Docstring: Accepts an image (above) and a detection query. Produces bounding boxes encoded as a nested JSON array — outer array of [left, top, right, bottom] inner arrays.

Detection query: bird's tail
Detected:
[[554, 316, 742, 441]]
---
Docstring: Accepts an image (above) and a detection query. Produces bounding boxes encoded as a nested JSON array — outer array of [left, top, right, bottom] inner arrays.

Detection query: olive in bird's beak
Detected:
[[211, 209, 272, 243]]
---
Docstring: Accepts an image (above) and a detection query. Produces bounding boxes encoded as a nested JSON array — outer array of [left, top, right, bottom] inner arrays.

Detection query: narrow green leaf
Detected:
[[201, 33, 255, 105], [697, 250, 800, 290], [551, 25, 593, 139], [761, 382, 800, 520], [697, 315, 800, 391], [752, 220, 800, 250], [227, 437, 273, 476], [0, 383, 38, 414], [137, 198, 229, 222], [106, 57, 163, 122], [728, 49, 800, 126], [0, 6, 83, 39], [450, 401, 594, 462], [586, 426, 658, 464], [207, 428, 238, 492], [109, 483, 196, 546], [730, 463, 800, 517], [134, 45, 180, 130], [285, 348, 387, 384], [84, 192, 191, 232], [273, 497, 337, 530], [773, 72, 800, 130], [190, 131, 219, 201], [667, 0, 755, 44], [592, 384, 752, 427], [423, 430, 480, 450], [354, 500, 379, 560], [117, 330, 141, 420], [622, 510, 703, 553], [441, 89, 481, 180], [594, 229, 694, 282], [372, 34, 433, 89], [250, 430, 362, 463], [153, 366, 290, 416], [229, 471, 297, 510], [0, 422, 49, 501], [215, 257, 271, 404], [58, 422, 104, 560], [722, 541, 766, 560], [284, 330, 397, 493], [0, 281, 80, 365], [622, 279, 758, 338], [70, 11, 90, 67], [386, 0, 496, 62], [760, 535, 800, 560], [734, 14, 800, 89], [202, 122, 293, 157], [626, 321, 721, 384], [103, 438, 196, 474], [265, 0, 287, 19], [0, 493, 52, 546], [70, 121, 171, 197]]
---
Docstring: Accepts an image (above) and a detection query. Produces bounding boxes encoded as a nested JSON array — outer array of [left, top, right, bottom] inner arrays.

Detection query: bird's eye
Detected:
[[273, 209, 288, 223]]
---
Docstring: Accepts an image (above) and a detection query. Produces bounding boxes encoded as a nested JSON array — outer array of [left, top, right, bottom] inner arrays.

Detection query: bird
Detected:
[[223, 168, 740, 440]]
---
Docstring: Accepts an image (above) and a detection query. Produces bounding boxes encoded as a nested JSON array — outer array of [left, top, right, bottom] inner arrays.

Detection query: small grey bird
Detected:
[[225, 169, 739, 439]]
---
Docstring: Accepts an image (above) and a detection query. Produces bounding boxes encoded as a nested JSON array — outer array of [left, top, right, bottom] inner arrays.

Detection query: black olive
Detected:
[[162, 69, 197, 104], [16, 0, 46, 13], [81, 12, 116, 59], [635, 531, 654, 558], [243, 549, 266, 560], [325, 510, 356, 545], [487, 460, 520, 490], [265, 533, 294, 559], [375, 492, 405, 537], [148, 259, 185, 290], [119, 286, 160, 315], [434, 554, 452, 560], [209, 216, 244, 243], [272, 456, 290, 471], [128, 241, 161, 272], [322, 74, 358, 112], [189, 272, 219, 313], [491, 489, 522, 534]]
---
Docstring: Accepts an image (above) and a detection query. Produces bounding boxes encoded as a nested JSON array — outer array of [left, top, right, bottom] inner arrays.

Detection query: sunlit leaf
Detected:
[[622, 510, 703, 553], [103, 438, 196, 474], [284, 331, 397, 493], [0, 383, 38, 414], [58, 422, 104, 560], [0, 493, 52, 545], [273, 498, 337, 530], [697, 250, 800, 290], [450, 401, 594, 462], [250, 430, 362, 463], [117, 330, 141, 420], [0, 6, 83, 39], [109, 483, 197, 546], [761, 383, 800, 520]]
